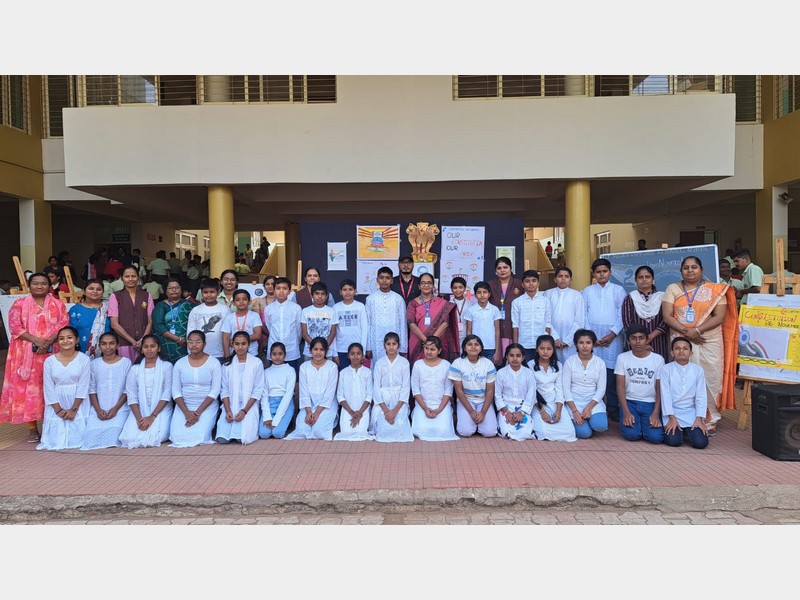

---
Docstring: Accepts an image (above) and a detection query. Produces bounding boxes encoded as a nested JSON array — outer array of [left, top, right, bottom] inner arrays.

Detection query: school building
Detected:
[[1, 75, 799, 288]]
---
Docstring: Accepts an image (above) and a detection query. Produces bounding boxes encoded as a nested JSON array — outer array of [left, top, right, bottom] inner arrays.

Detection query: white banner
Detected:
[[439, 259, 484, 294], [355, 260, 399, 295], [327, 241, 348, 271], [441, 225, 485, 262]]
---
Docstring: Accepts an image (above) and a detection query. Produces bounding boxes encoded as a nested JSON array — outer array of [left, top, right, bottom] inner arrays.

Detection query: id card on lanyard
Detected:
[[682, 282, 701, 323], [423, 298, 432, 326]]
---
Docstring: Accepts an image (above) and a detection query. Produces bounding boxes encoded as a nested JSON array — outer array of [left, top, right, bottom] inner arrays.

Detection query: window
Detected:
[[776, 75, 800, 118], [454, 75, 571, 99], [595, 231, 611, 259], [1, 76, 29, 132], [725, 75, 761, 123], [202, 75, 336, 104]]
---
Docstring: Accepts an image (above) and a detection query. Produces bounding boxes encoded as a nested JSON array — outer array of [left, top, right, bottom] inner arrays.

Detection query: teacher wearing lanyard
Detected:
[[406, 272, 460, 363], [489, 256, 525, 357], [661, 255, 738, 435], [152, 278, 192, 364], [391, 255, 421, 304]]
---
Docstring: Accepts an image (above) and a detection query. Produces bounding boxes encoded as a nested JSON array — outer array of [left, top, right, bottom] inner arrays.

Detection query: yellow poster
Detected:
[[738, 305, 800, 371], [356, 225, 400, 260]]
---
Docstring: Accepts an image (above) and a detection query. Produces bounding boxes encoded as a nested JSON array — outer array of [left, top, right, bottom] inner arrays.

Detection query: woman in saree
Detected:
[[68, 278, 109, 358], [0, 273, 70, 442], [406, 272, 459, 363], [661, 255, 738, 434]]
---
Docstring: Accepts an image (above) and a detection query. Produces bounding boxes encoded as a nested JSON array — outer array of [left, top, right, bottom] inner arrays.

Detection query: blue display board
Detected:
[[601, 244, 720, 293]]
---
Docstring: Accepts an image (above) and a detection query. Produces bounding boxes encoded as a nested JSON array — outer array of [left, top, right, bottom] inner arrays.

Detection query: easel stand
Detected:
[[736, 238, 800, 429]]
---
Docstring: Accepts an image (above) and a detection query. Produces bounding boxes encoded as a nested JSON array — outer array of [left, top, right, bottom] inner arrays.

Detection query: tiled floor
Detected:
[[2, 345, 798, 499]]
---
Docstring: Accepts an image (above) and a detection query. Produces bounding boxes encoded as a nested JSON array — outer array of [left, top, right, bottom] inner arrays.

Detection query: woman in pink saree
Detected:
[[406, 273, 460, 363], [0, 273, 69, 442]]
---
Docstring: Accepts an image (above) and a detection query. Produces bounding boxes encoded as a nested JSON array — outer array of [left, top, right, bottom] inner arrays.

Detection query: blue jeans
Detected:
[[338, 352, 351, 370], [573, 412, 609, 439], [481, 348, 497, 360], [620, 399, 665, 444], [523, 348, 535, 364], [665, 424, 709, 449], [605, 368, 620, 419], [258, 397, 296, 439]]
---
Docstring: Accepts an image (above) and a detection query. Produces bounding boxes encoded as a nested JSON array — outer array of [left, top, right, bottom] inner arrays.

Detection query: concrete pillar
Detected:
[[565, 181, 592, 289], [284, 222, 301, 287], [207, 186, 234, 275], [756, 185, 790, 273], [19, 197, 52, 273]]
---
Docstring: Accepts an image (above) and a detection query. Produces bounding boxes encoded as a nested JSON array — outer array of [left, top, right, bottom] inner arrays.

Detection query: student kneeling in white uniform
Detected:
[[661, 336, 709, 449], [286, 337, 339, 440], [216, 331, 263, 445], [411, 336, 458, 441], [494, 343, 536, 440], [450, 334, 498, 438], [334, 342, 374, 441]]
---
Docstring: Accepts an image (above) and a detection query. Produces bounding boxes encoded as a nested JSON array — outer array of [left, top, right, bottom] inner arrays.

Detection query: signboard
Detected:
[[601, 244, 720, 294], [738, 293, 800, 384]]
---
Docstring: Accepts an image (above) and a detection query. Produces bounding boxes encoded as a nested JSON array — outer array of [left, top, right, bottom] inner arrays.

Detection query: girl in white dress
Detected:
[[169, 330, 222, 447], [450, 334, 498, 438], [37, 326, 91, 450], [562, 329, 609, 439], [259, 343, 297, 439], [334, 342, 374, 441], [530, 334, 577, 442], [216, 331, 264, 445], [82, 332, 131, 450], [286, 337, 340, 440], [410, 336, 458, 441], [119, 334, 174, 448], [371, 332, 413, 442], [494, 343, 536, 441]]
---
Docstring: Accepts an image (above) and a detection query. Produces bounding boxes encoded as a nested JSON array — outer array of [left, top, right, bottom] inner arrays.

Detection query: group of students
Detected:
[[33, 258, 710, 450]]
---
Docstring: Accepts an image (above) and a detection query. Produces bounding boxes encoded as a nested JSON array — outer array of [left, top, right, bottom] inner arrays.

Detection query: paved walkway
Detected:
[[2, 346, 800, 522]]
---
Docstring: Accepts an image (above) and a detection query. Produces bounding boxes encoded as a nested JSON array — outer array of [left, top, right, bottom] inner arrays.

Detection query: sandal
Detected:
[[27, 430, 41, 443]]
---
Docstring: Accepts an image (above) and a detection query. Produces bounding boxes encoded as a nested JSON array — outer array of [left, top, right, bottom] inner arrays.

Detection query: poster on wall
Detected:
[[439, 259, 484, 294], [356, 225, 400, 260], [601, 244, 719, 294], [738, 293, 800, 384], [441, 225, 485, 262], [355, 259, 399, 295], [495, 246, 516, 270], [326, 242, 348, 271]]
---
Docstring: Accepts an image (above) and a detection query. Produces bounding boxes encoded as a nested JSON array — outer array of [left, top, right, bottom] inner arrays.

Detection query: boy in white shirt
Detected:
[[301, 282, 338, 361], [448, 276, 475, 350], [187, 278, 231, 361], [334, 279, 368, 370], [220, 289, 263, 358], [661, 337, 709, 449], [264, 277, 303, 376], [511, 269, 552, 364], [614, 324, 665, 444], [464, 281, 502, 366]]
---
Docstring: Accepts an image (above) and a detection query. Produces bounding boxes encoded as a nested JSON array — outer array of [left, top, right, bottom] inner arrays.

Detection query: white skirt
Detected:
[[169, 401, 220, 448], [81, 404, 130, 450], [497, 404, 535, 441], [119, 404, 174, 449], [334, 405, 374, 441], [286, 406, 339, 441], [531, 405, 577, 442], [215, 405, 261, 445], [411, 402, 458, 441]]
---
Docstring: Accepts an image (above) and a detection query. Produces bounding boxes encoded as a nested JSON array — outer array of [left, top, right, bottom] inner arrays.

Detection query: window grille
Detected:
[[455, 75, 574, 99], [1, 76, 29, 133], [776, 75, 800, 118], [201, 75, 336, 104]]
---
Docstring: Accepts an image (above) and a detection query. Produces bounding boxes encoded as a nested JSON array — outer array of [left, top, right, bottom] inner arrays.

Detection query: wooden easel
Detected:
[[59, 265, 83, 304], [736, 238, 800, 430], [11, 256, 29, 294]]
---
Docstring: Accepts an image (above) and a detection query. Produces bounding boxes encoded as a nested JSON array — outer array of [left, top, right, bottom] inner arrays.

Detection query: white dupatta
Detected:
[[628, 290, 664, 322], [226, 354, 262, 443], [136, 357, 168, 415]]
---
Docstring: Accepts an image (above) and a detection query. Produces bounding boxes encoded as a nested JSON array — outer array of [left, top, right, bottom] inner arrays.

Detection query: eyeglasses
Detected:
[[187, 339, 204, 345], [420, 281, 434, 286], [166, 286, 181, 290]]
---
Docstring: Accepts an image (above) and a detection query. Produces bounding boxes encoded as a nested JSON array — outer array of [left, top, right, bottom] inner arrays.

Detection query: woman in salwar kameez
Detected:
[[37, 326, 92, 450], [0, 273, 69, 443], [216, 332, 263, 445]]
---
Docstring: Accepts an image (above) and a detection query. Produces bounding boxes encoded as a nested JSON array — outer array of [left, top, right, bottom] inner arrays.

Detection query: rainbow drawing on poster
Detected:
[[357, 225, 400, 260]]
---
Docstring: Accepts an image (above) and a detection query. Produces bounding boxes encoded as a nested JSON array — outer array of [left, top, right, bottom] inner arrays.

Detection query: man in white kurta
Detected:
[[582, 262, 626, 421], [365, 288, 408, 361]]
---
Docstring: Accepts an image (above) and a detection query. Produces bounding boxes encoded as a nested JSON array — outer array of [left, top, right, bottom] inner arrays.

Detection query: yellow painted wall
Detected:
[[757, 76, 800, 272], [0, 76, 44, 199]]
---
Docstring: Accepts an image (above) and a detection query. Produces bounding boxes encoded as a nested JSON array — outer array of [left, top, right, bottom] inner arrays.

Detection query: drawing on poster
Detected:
[[357, 225, 400, 260], [355, 259, 399, 295], [327, 242, 347, 271], [738, 293, 800, 383]]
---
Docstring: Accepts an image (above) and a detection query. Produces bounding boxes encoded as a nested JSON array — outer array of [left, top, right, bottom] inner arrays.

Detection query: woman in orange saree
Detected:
[[661, 256, 738, 434]]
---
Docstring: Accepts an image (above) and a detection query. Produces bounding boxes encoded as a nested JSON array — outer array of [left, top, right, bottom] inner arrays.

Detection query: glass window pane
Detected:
[[85, 75, 119, 106], [501, 75, 541, 97], [46, 75, 72, 136], [229, 76, 246, 102], [595, 75, 630, 97], [9, 76, 26, 130], [544, 75, 566, 97], [306, 75, 336, 103], [159, 76, 197, 105], [120, 75, 156, 104], [733, 75, 757, 122], [292, 75, 304, 102], [457, 75, 498, 98], [247, 75, 262, 102], [266, 76, 291, 102]]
